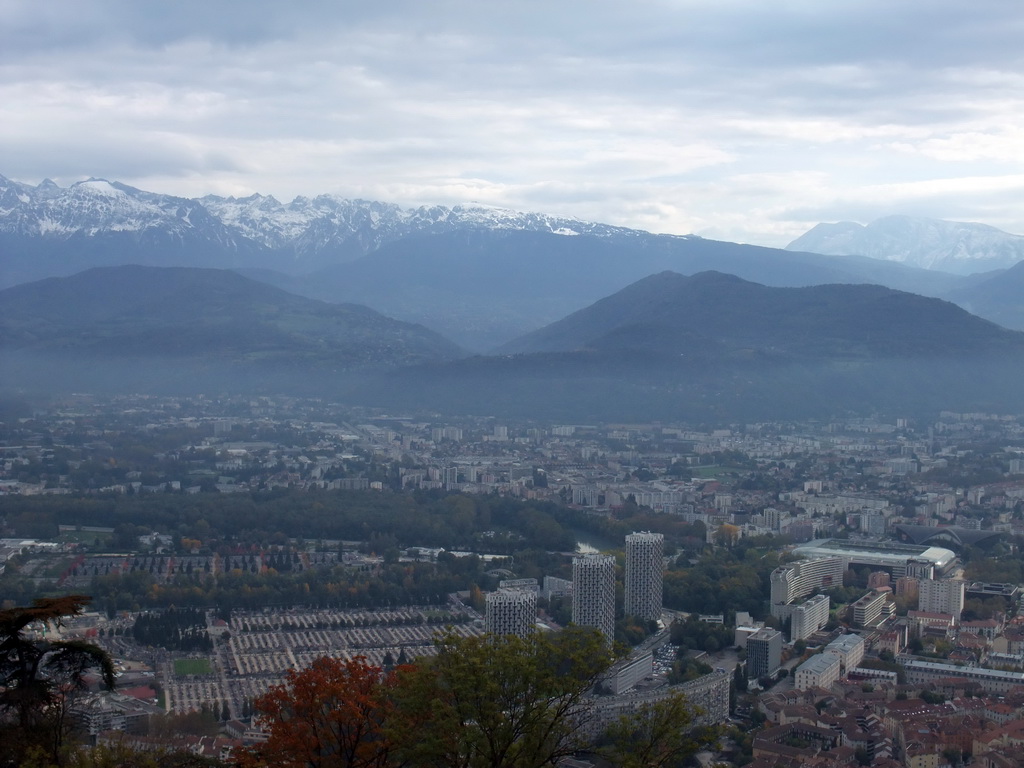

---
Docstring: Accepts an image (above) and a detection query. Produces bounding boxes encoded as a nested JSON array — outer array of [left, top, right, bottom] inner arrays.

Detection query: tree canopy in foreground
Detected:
[[0, 595, 115, 767], [238, 626, 716, 768]]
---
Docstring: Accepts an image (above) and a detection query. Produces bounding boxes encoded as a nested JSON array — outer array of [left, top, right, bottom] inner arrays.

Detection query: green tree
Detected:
[[55, 741, 222, 767], [389, 627, 613, 768], [1, 596, 115, 767], [601, 691, 717, 768]]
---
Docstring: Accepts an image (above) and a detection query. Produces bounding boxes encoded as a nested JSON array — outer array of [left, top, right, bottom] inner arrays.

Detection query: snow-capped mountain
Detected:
[[199, 193, 643, 255], [9, 173, 1024, 348], [0, 173, 649, 286], [0, 176, 238, 241], [786, 215, 1024, 275]]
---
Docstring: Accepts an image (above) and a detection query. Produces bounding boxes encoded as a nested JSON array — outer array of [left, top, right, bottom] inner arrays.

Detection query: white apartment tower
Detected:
[[770, 557, 845, 617], [572, 553, 617, 645], [485, 588, 537, 638], [789, 594, 830, 642], [918, 578, 965, 619], [624, 532, 664, 621]]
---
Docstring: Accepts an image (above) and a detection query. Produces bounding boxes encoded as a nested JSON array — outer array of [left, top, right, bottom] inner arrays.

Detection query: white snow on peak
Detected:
[[787, 215, 1024, 274], [0, 174, 669, 257], [75, 179, 124, 197]]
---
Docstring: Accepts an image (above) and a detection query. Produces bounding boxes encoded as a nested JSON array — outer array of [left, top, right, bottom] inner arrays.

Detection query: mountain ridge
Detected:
[[496, 270, 1024, 360], [786, 215, 1024, 274], [0, 265, 464, 374], [361, 272, 1024, 422], [0, 173, 653, 284]]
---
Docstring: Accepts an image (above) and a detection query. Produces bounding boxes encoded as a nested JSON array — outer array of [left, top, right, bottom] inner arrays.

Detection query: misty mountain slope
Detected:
[[0, 266, 464, 372], [946, 259, 1024, 331], [4, 266, 1024, 423], [356, 353, 1024, 424], [284, 230, 966, 351], [496, 271, 1024, 359], [344, 271, 1024, 423], [787, 215, 1024, 274]]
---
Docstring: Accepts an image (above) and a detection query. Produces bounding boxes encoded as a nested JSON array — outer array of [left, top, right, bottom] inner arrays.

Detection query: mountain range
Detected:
[[4, 265, 1024, 422], [0, 174, 640, 283], [3, 174, 1024, 349], [370, 271, 1024, 422]]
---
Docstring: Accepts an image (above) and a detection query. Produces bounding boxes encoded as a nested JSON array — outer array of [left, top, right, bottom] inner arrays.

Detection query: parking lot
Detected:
[[163, 606, 483, 718]]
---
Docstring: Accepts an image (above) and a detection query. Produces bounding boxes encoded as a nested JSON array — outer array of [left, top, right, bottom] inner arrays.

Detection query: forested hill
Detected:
[[0, 265, 465, 393], [497, 270, 1024, 359]]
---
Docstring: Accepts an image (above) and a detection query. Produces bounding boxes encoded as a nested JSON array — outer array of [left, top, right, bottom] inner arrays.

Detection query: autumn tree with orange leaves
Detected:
[[236, 655, 399, 768]]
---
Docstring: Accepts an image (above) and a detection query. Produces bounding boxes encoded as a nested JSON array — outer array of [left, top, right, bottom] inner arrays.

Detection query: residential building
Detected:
[[867, 570, 891, 590], [572, 553, 616, 645], [895, 576, 920, 601], [907, 610, 956, 638], [902, 660, 1024, 695], [581, 670, 729, 739], [769, 557, 845, 617], [71, 692, 163, 737], [603, 651, 654, 695], [852, 590, 890, 628], [747, 628, 783, 679], [876, 629, 905, 656], [541, 575, 572, 599], [624, 531, 663, 621], [485, 588, 537, 637], [735, 611, 766, 649], [794, 652, 841, 691], [824, 633, 865, 673], [918, 578, 965, 620], [789, 594, 830, 642]]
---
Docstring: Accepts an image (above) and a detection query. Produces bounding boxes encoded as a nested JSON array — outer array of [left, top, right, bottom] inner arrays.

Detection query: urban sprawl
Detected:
[[4, 394, 1024, 767]]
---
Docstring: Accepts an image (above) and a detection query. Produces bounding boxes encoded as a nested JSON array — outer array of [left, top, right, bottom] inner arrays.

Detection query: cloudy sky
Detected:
[[2, 0, 1023, 246]]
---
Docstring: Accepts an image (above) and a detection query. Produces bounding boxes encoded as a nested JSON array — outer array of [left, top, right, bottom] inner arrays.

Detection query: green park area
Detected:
[[57, 527, 114, 546], [173, 658, 214, 676]]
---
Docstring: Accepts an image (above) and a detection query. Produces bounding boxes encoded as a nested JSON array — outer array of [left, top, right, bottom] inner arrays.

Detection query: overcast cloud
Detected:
[[2, 0, 1023, 246]]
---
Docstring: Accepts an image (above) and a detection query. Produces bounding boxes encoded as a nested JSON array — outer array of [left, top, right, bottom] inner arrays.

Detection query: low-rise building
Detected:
[[602, 651, 654, 695], [794, 652, 841, 691], [852, 590, 890, 628], [824, 633, 866, 673], [903, 659, 1024, 695]]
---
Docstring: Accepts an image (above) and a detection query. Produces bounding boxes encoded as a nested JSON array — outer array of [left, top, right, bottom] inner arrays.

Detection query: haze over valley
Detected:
[[4, 175, 1024, 422]]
